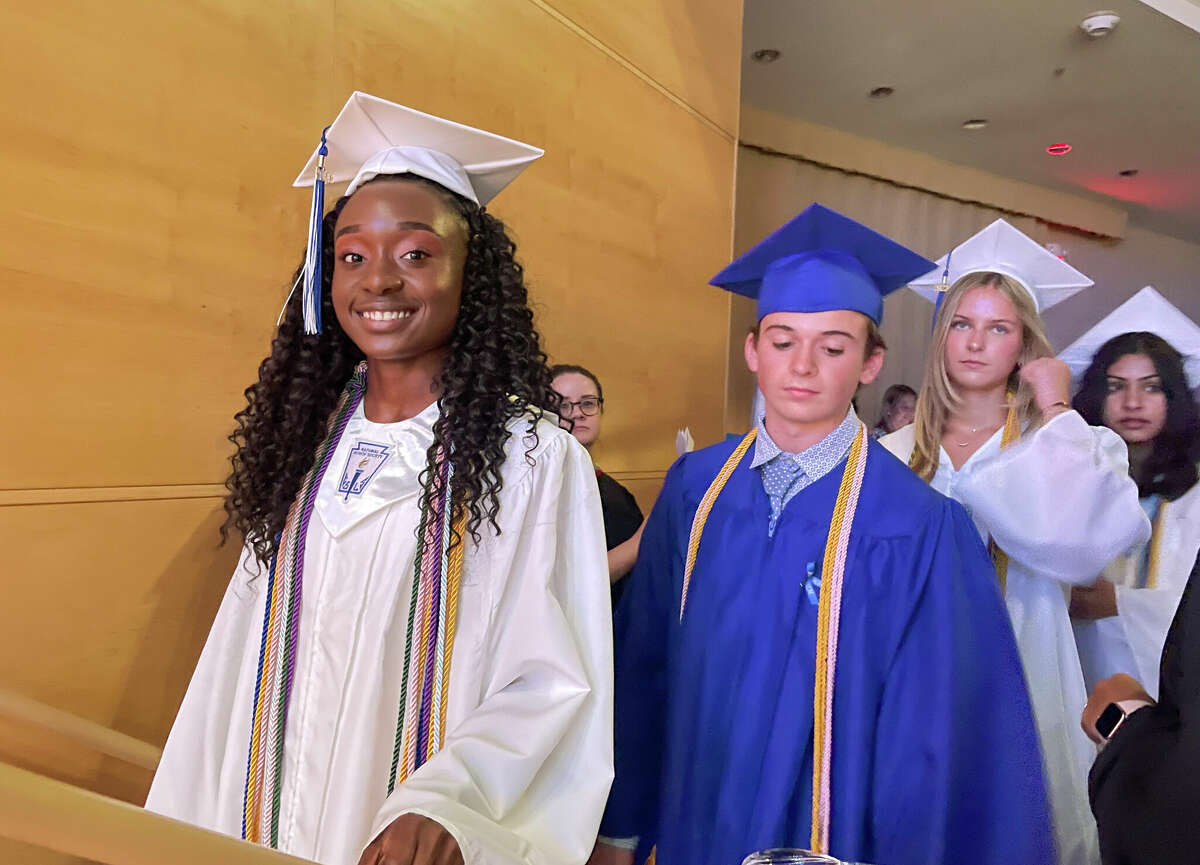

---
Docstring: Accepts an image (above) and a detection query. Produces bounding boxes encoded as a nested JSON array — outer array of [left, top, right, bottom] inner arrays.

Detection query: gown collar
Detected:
[[315, 398, 441, 538]]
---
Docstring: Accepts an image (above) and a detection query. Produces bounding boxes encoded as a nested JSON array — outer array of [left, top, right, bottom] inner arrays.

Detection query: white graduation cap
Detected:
[[1059, 286, 1200, 389], [290, 92, 544, 334], [293, 91, 544, 205], [909, 218, 1094, 313]]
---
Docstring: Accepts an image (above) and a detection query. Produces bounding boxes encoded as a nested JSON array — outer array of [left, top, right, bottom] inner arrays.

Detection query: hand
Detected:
[[1069, 580, 1118, 620], [587, 842, 635, 865], [1081, 673, 1153, 744], [358, 813, 463, 865], [1017, 357, 1072, 415]]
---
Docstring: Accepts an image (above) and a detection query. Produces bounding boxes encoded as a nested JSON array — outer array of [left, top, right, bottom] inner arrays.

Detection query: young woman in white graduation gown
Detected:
[[882, 269, 1149, 865], [1070, 331, 1200, 699], [144, 94, 614, 865]]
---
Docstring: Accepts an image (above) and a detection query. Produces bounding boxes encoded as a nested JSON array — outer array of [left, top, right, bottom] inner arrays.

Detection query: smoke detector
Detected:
[[1080, 11, 1120, 38]]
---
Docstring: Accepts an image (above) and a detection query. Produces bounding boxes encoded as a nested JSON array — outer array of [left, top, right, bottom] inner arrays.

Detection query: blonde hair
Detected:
[[909, 272, 1054, 480]]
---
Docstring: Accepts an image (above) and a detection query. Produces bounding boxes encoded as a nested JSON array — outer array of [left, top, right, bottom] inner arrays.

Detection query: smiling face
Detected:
[[746, 309, 883, 436], [943, 286, 1025, 393], [1102, 352, 1169, 445], [331, 178, 469, 364]]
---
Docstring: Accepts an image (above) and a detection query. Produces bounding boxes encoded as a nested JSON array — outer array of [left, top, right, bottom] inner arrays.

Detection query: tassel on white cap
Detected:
[[301, 127, 331, 335], [932, 247, 953, 331]]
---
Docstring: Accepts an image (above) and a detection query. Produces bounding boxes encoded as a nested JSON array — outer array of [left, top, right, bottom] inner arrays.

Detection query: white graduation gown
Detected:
[[1074, 478, 1200, 700], [882, 411, 1150, 865], [146, 401, 614, 865]]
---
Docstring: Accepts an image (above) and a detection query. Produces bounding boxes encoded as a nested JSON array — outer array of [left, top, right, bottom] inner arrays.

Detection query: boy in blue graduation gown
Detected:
[[594, 205, 1055, 865]]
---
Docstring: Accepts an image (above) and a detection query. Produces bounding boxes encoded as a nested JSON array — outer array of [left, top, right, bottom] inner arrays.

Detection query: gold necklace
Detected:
[[950, 401, 1009, 448], [951, 422, 1001, 448]]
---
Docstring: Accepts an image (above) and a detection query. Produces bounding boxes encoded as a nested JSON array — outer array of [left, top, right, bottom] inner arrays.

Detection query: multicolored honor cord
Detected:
[[241, 362, 465, 848]]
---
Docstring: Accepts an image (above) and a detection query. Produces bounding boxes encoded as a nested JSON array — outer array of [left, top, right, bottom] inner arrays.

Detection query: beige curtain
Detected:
[[727, 144, 1045, 433]]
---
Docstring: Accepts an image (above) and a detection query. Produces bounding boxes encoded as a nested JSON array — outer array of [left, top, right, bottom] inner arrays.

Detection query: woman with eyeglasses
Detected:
[[551, 365, 645, 605]]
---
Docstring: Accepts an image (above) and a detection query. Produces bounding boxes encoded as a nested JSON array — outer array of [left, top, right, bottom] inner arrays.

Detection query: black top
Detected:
[[597, 470, 643, 611], [1090, 551, 1200, 865]]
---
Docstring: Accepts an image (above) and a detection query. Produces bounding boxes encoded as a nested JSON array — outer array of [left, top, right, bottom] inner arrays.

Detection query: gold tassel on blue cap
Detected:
[[302, 127, 331, 335]]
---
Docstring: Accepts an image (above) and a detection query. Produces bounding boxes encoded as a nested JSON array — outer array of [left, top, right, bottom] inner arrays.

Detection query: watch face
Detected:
[[1096, 702, 1125, 739]]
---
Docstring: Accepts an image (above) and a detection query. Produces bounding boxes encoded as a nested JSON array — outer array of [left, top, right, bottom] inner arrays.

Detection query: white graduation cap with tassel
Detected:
[[909, 218, 1094, 314], [285, 91, 544, 334]]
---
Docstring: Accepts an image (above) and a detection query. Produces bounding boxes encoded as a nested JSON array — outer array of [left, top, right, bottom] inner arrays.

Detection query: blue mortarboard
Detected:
[[710, 203, 936, 324]]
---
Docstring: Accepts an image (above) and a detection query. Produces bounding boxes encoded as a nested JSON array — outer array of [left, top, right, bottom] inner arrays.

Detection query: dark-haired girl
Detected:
[[145, 94, 613, 865], [1072, 330, 1200, 700]]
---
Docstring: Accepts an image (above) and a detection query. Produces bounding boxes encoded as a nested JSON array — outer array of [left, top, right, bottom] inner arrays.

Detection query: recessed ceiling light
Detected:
[[1118, 168, 1140, 177], [961, 119, 989, 130], [1046, 142, 1072, 155], [751, 49, 781, 64], [869, 86, 895, 99]]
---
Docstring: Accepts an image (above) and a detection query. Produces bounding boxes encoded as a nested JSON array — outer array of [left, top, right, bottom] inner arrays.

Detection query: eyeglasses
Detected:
[[560, 397, 604, 417]]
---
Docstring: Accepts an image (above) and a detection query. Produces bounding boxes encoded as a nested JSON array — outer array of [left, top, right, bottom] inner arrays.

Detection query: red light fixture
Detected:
[[1046, 142, 1072, 155]]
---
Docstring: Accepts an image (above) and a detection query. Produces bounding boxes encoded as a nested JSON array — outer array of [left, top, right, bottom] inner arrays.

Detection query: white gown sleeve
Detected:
[[1114, 498, 1200, 687], [144, 548, 265, 837], [367, 433, 614, 865], [1114, 584, 1186, 688], [955, 410, 1151, 585]]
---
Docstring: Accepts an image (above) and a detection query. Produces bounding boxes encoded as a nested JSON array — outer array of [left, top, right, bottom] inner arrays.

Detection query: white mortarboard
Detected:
[[1059, 286, 1200, 389], [909, 218, 1094, 313], [290, 92, 544, 334], [293, 91, 544, 205]]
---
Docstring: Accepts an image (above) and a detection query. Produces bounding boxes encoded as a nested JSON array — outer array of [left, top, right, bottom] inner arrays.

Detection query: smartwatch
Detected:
[[1095, 699, 1152, 741]]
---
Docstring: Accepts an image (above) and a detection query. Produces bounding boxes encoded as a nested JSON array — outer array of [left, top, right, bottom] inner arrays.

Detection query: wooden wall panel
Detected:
[[0, 838, 97, 865], [0, 0, 738, 490], [0, 499, 235, 751], [607, 472, 670, 519], [0, 0, 743, 814], [537, 0, 742, 135]]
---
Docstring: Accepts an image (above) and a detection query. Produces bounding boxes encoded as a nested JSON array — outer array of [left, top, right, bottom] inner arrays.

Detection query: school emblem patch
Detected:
[[337, 441, 392, 500]]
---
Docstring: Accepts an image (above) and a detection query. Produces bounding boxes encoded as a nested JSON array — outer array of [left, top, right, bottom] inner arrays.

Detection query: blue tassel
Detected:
[[302, 127, 331, 335]]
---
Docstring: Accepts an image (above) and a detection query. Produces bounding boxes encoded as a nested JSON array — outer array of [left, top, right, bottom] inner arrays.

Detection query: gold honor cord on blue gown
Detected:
[[678, 422, 870, 855]]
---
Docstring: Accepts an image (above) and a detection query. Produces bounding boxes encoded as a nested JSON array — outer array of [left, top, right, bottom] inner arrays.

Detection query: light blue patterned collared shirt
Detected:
[[751, 407, 860, 536]]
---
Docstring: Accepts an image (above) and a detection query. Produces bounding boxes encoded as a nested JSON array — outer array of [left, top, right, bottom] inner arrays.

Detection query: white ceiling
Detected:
[[740, 0, 1200, 242]]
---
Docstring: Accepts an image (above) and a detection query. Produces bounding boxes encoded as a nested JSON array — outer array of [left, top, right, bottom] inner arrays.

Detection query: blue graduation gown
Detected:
[[600, 437, 1055, 865]]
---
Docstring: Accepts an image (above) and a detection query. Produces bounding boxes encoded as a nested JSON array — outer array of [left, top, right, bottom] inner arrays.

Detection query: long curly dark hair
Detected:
[[224, 175, 561, 565], [1074, 331, 1200, 500]]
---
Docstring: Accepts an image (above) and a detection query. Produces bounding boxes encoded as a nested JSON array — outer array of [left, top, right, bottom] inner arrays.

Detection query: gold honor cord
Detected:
[[809, 425, 868, 853], [677, 423, 871, 856], [1146, 500, 1169, 589], [679, 429, 757, 620]]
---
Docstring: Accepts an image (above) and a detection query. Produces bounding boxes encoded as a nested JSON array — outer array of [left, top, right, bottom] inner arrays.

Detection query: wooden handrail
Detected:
[[0, 761, 316, 865], [0, 688, 161, 770]]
